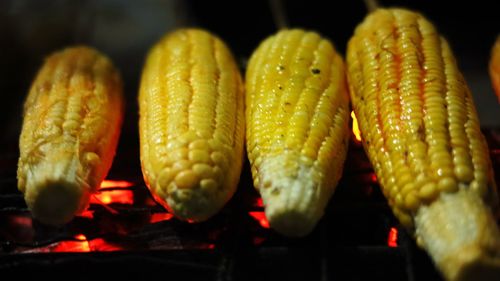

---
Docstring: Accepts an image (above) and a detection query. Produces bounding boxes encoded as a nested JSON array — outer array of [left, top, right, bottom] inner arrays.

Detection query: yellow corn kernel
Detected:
[[489, 36, 500, 102], [17, 46, 124, 226], [139, 28, 244, 222], [246, 29, 350, 237], [347, 8, 500, 281]]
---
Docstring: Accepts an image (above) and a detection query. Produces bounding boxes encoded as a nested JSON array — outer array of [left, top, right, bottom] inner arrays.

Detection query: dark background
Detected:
[[0, 0, 499, 175]]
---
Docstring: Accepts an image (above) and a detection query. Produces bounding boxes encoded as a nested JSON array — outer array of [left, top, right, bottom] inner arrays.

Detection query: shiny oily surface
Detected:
[[246, 29, 350, 236], [17, 46, 124, 226], [346, 8, 497, 229], [139, 28, 245, 222]]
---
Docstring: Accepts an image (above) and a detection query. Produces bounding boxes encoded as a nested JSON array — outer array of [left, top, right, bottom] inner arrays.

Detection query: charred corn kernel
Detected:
[[246, 29, 350, 237], [489, 36, 500, 102], [17, 46, 124, 226], [347, 8, 500, 281], [139, 28, 244, 222]]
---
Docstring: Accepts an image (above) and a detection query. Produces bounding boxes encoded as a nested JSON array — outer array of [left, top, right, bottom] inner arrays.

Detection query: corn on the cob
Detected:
[[246, 29, 350, 237], [17, 46, 124, 226], [489, 36, 500, 102], [138, 28, 244, 222], [347, 8, 500, 281]]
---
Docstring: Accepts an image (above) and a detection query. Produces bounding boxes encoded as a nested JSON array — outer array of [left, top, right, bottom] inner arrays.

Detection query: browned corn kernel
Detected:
[[347, 8, 500, 281], [17, 46, 124, 226]]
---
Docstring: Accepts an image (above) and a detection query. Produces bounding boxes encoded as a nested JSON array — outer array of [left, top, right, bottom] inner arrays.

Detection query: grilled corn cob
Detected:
[[139, 28, 244, 222], [489, 36, 500, 102], [17, 46, 124, 226], [347, 8, 500, 281], [246, 29, 350, 237]]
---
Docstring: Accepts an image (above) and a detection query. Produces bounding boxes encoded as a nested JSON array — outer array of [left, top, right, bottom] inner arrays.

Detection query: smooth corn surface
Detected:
[[246, 29, 350, 236], [489, 36, 500, 102], [17, 46, 124, 225], [347, 8, 497, 229], [139, 29, 244, 222]]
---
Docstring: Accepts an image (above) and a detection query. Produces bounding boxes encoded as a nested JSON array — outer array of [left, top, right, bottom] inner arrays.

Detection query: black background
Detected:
[[0, 0, 499, 166]]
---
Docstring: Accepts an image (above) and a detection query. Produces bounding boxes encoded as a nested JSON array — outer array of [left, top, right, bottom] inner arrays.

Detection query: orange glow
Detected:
[[249, 211, 270, 229], [149, 213, 174, 223], [51, 237, 125, 252], [90, 238, 124, 251], [371, 173, 377, 182], [255, 198, 264, 207], [54, 240, 90, 252], [77, 210, 94, 219], [100, 180, 134, 189], [75, 234, 87, 241], [351, 111, 362, 142], [92, 190, 134, 205], [54, 234, 90, 252], [387, 227, 398, 247]]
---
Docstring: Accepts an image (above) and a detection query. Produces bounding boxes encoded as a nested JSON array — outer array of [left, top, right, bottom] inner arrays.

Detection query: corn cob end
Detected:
[[26, 179, 89, 226], [153, 162, 234, 222], [259, 154, 329, 237], [415, 188, 500, 281], [21, 152, 91, 226]]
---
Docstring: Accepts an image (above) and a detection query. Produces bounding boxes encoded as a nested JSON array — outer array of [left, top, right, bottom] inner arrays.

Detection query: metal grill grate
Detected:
[[1, 130, 498, 280]]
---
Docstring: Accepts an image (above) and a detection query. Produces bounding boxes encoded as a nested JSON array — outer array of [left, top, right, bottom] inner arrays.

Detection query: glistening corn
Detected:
[[347, 8, 500, 281], [246, 29, 350, 237], [138, 28, 245, 222], [17, 46, 124, 226]]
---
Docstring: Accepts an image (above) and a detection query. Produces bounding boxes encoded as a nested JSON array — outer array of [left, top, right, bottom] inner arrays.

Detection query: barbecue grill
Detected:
[[1, 1, 499, 280]]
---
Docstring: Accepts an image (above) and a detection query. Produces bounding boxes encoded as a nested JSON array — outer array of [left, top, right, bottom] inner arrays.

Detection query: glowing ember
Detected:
[[100, 180, 134, 188], [92, 190, 134, 205], [50, 237, 124, 252], [387, 227, 398, 247], [53, 240, 90, 252], [75, 234, 87, 241], [371, 173, 377, 182], [89, 238, 124, 251], [351, 111, 362, 142], [149, 213, 174, 223], [53, 234, 90, 252], [255, 198, 264, 208], [249, 211, 270, 229], [77, 210, 94, 219]]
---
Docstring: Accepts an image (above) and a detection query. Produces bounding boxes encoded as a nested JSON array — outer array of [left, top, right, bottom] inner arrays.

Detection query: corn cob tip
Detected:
[[264, 206, 316, 238], [415, 188, 500, 281], [154, 170, 230, 222], [24, 175, 89, 226], [21, 149, 92, 226], [259, 155, 328, 237]]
